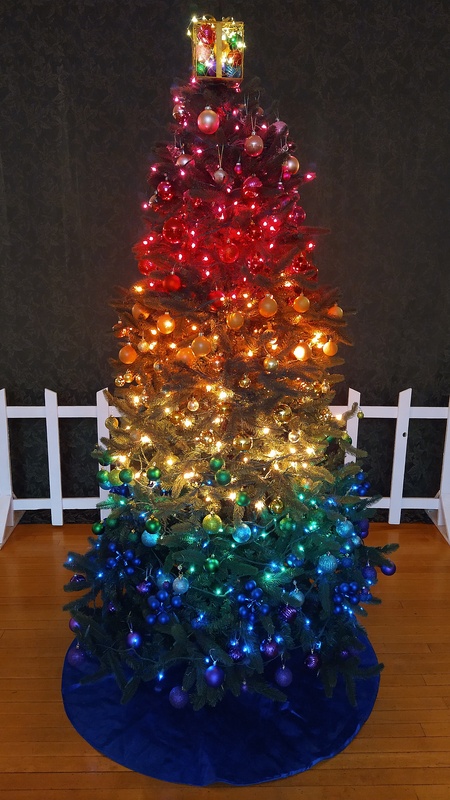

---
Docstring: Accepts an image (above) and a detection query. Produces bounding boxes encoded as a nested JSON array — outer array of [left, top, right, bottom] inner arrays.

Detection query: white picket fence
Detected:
[[0, 387, 449, 548]]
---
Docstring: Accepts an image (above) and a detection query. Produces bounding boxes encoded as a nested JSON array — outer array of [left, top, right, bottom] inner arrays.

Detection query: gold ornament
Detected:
[[124, 370, 134, 383], [105, 416, 119, 431], [270, 497, 284, 514], [327, 304, 344, 319], [135, 375, 143, 385], [187, 397, 200, 412], [156, 313, 176, 334], [115, 375, 125, 387], [263, 355, 279, 372], [283, 154, 300, 174], [258, 295, 278, 318], [175, 347, 196, 366], [233, 434, 253, 451], [132, 303, 150, 321], [293, 294, 310, 313], [274, 404, 293, 423], [293, 343, 311, 361], [118, 344, 138, 364], [323, 340, 338, 356], [239, 374, 251, 388], [288, 431, 300, 443], [137, 340, 151, 353], [226, 311, 245, 330], [191, 334, 211, 356]]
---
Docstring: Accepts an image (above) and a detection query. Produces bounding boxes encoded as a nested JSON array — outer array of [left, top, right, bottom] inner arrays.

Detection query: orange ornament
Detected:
[[323, 340, 338, 356], [226, 311, 245, 330], [293, 294, 310, 313], [156, 313, 175, 334], [258, 295, 278, 318], [118, 344, 138, 364], [327, 304, 344, 319], [175, 347, 196, 366], [132, 303, 150, 321], [293, 343, 311, 361], [191, 335, 211, 357]]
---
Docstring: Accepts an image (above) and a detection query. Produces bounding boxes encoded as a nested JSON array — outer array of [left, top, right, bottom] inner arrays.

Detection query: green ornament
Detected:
[[96, 469, 109, 485], [145, 516, 161, 534], [202, 513, 223, 533], [91, 521, 104, 535], [103, 451, 114, 465], [278, 516, 297, 534], [205, 557, 220, 573], [128, 531, 139, 543], [215, 469, 232, 486], [119, 468, 134, 484], [109, 468, 123, 486], [196, 62, 207, 76], [147, 466, 162, 481], [342, 434, 352, 444], [209, 456, 225, 472], [105, 516, 118, 529], [357, 410, 364, 419], [236, 491, 250, 507]]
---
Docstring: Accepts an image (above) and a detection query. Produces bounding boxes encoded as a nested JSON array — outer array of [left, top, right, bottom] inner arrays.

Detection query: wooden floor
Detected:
[[0, 522, 449, 800]]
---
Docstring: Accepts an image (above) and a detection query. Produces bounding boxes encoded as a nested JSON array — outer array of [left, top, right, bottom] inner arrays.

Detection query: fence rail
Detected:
[[0, 387, 449, 548]]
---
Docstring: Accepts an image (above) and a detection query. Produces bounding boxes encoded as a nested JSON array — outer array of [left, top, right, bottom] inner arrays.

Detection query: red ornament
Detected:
[[162, 217, 185, 244], [208, 290, 226, 310], [172, 103, 185, 121], [260, 214, 282, 238], [198, 23, 215, 46], [244, 134, 264, 157], [234, 160, 242, 175], [163, 273, 182, 292], [289, 205, 307, 224], [247, 222, 262, 241], [197, 107, 220, 135], [218, 242, 239, 263], [157, 181, 174, 201], [138, 259, 154, 276], [242, 175, 262, 199]]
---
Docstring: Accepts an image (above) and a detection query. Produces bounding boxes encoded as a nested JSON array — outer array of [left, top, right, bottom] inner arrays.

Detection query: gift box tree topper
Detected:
[[188, 15, 244, 80], [64, 15, 397, 712]]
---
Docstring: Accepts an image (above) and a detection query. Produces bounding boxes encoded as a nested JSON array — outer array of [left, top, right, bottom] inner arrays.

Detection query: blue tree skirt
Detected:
[[62, 639, 379, 786]]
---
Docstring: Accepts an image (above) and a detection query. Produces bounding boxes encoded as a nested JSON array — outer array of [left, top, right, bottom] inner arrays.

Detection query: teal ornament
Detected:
[[336, 520, 354, 538], [119, 468, 134, 484], [351, 535, 362, 547], [141, 531, 159, 547], [236, 491, 250, 507], [318, 554, 338, 573], [215, 469, 232, 486], [172, 576, 189, 594], [290, 588, 305, 605], [232, 524, 252, 544]]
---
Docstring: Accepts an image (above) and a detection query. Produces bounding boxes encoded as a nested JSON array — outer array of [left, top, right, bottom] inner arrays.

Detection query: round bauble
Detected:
[[67, 646, 86, 668], [114, 375, 125, 387], [327, 304, 344, 319], [176, 152, 191, 167], [162, 217, 185, 244], [156, 313, 175, 334], [172, 103, 185, 121], [282, 154, 300, 175], [191, 334, 211, 357], [198, 107, 220, 135], [381, 561, 396, 576], [274, 404, 292, 423], [323, 340, 338, 357], [147, 466, 161, 481], [209, 456, 224, 472], [208, 290, 225, 310], [131, 302, 150, 321], [269, 497, 284, 514], [233, 434, 253, 451], [232, 523, 252, 544], [278, 515, 296, 533], [202, 513, 222, 533], [336, 519, 354, 538], [236, 490, 251, 507], [263, 355, 279, 372], [198, 22, 215, 45], [279, 604, 298, 622], [215, 468, 232, 486], [213, 167, 228, 185], [293, 343, 311, 361], [204, 664, 224, 687], [261, 639, 279, 658], [244, 133, 264, 157], [137, 339, 150, 353], [118, 344, 138, 364], [169, 686, 189, 708], [275, 666, 293, 687], [145, 516, 161, 533], [91, 521, 104, 535], [205, 557, 220, 573], [187, 397, 199, 412], [304, 653, 320, 670], [138, 258, 153, 275], [242, 175, 262, 198], [163, 273, 182, 292], [227, 311, 244, 330], [157, 181, 174, 201], [126, 631, 142, 649], [175, 347, 196, 366], [172, 576, 189, 594], [239, 374, 251, 388], [229, 645, 244, 661], [118, 468, 133, 484], [318, 553, 338, 573], [141, 531, 159, 546], [293, 294, 310, 313], [218, 242, 239, 263], [258, 295, 278, 318]]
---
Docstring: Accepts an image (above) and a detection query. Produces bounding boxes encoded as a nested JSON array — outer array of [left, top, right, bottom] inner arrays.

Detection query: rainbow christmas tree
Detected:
[[64, 16, 397, 714]]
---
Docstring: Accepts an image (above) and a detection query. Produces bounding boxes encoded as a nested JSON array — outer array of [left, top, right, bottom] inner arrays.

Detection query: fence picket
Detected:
[[44, 389, 64, 526], [388, 388, 412, 524]]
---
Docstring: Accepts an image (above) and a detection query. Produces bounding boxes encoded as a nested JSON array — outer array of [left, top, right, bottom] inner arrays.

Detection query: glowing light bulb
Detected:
[[140, 435, 152, 444], [229, 492, 237, 501], [166, 457, 174, 466]]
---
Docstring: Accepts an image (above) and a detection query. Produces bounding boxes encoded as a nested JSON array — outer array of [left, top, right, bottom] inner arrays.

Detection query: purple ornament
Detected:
[[304, 653, 320, 670], [261, 639, 279, 659], [70, 574, 85, 585], [381, 561, 397, 576], [126, 631, 142, 648], [68, 617, 80, 633], [136, 581, 152, 594], [169, 686, 189, 708], [279, 604, 298, 622], [229, 645, 244, 662], [340, 649, 351, 660], [107, 601, 116, 613], [361, 565, 377, 583], [204, 664, 225, 687], [275, 666, 293, 687], [67, 646, 86, 668]]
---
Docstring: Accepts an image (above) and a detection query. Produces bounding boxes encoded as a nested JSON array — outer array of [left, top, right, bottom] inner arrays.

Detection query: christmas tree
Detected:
[[64, 16, 397, 711]]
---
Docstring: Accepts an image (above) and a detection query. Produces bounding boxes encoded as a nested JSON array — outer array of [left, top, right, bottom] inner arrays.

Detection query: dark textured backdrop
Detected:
[[1, 0, 449, 518]]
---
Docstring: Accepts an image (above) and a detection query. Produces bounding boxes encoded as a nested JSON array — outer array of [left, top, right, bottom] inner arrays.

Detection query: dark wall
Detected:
[[1, 0, 449, 511]]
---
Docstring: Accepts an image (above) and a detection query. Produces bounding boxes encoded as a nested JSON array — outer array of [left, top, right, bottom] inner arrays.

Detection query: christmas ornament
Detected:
[[162, 217, 185, 244], [205, 557, 220, 572], [145, 516, 161, 533], [275, 666, 293, 687], [213, 167, 228, 185], [157, 181, 174, 201], [163, 273, 182, 292], [236, 490, 250, 506], [215, 468, 232, 486], [187, 397, 199, 411], [138, 258, 153, 275], [169, 686, 189, 708], [218, 242, 239, 263], [263, 356, 279, 372], [67, 646, 86, 668], [176, 347, 196, 366], [172, 102, 185, 120], [91, 521, 104, 535], [304, 653, 320, 670], [172, 576, 189, 594], [293, 294, 310, 313], [126, 631, 142, 648], [318, 553, 338, 573], [242, 175, 262, 198], [227, 311, 245, 330], [209, 456, 224, 472], [232, 523, 251, 544], [191, 334, 211, 356], [198, 107, 220, 134], [131, 302, 150, 320], [282, 154, 300, 175], [260, 639, 279, 658], [202, 513, 222, 533], [119, 468, 133, 484], [336, 520, 354, 538], [258, 295, 278, 318], [234, 158, 242, 175], [279, 604, 298, 622], [118, 345, 138, 364], [147, 467, 161, 481], [361, 564, 377, 582], [156, 313, 175, 334], [69, 617, 80, 633], [278, 515, 296, 533], [198, 22, 215, 46], [141, 532, 159, 546], [381, 561, 396, 576], [233, 434, 253, 451], [208, 290, 225, 309], [69, 574, 85, 585], [244, 133, 264, 157], [239, 374, 251, 388], [274, 404, 292, 423], [327, 304, 344, 319], [229, 645, 244, 661], [270, 497, 284, 514], [293, 343, 311, 361], [204, 664, 224, 687], [176, 153, 191, 167], [323, 340, 338, 356], [137, 340, 150, 353]]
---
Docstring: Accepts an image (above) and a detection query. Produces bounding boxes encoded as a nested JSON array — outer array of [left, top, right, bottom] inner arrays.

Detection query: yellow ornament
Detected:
[[115, 375, 125, 387], [175, 347, 196, 366], [105, 416, 119, 431], [239, 374, 251, 388], [191, 334, 211, 357], [327, 304, 343, 319], [270, 497, 284, 514], [137, 340, 151, 353], [156, 313, 175, 334], [187, 397, 199, 412], [274, 404, 293, 423], [263, 356, 279, 372], [131, 303, 150, 321], [293, 294, 310, 313], [118, 344, 138, 364], [202, 513, 223, 534], [258, 295, 278, 318], [124, 370, 134, 383], [323, 340, 338, 356], [226, 311, 245, 330], [233, 434, 253, 451], [293, 343, 311, 361]]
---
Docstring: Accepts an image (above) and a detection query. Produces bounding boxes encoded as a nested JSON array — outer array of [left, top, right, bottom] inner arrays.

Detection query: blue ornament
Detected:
[[172, 595, 183, 608], [145, 614, 157, 625], [67, 646, 86, 668], [141, 531, 159, 547], [205, 664, 225, 687], [126, 631, 142, 648], [232, 524, 252, 544], [157, 611, 170, 625], [351, 535, 362, 547], [172, 576, 189, 595], [361, 565, 377, 583], [147, 596, 160, 611], [336, 520, 354, 538], [318, 554, 338, 573], [244, 580, 257, 591], [156, 571, 171, 588], [275, 666, 293, 687], [156, 589, 170, 603], [381, 561, 396, 576], [169, 686, 189, 708]]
